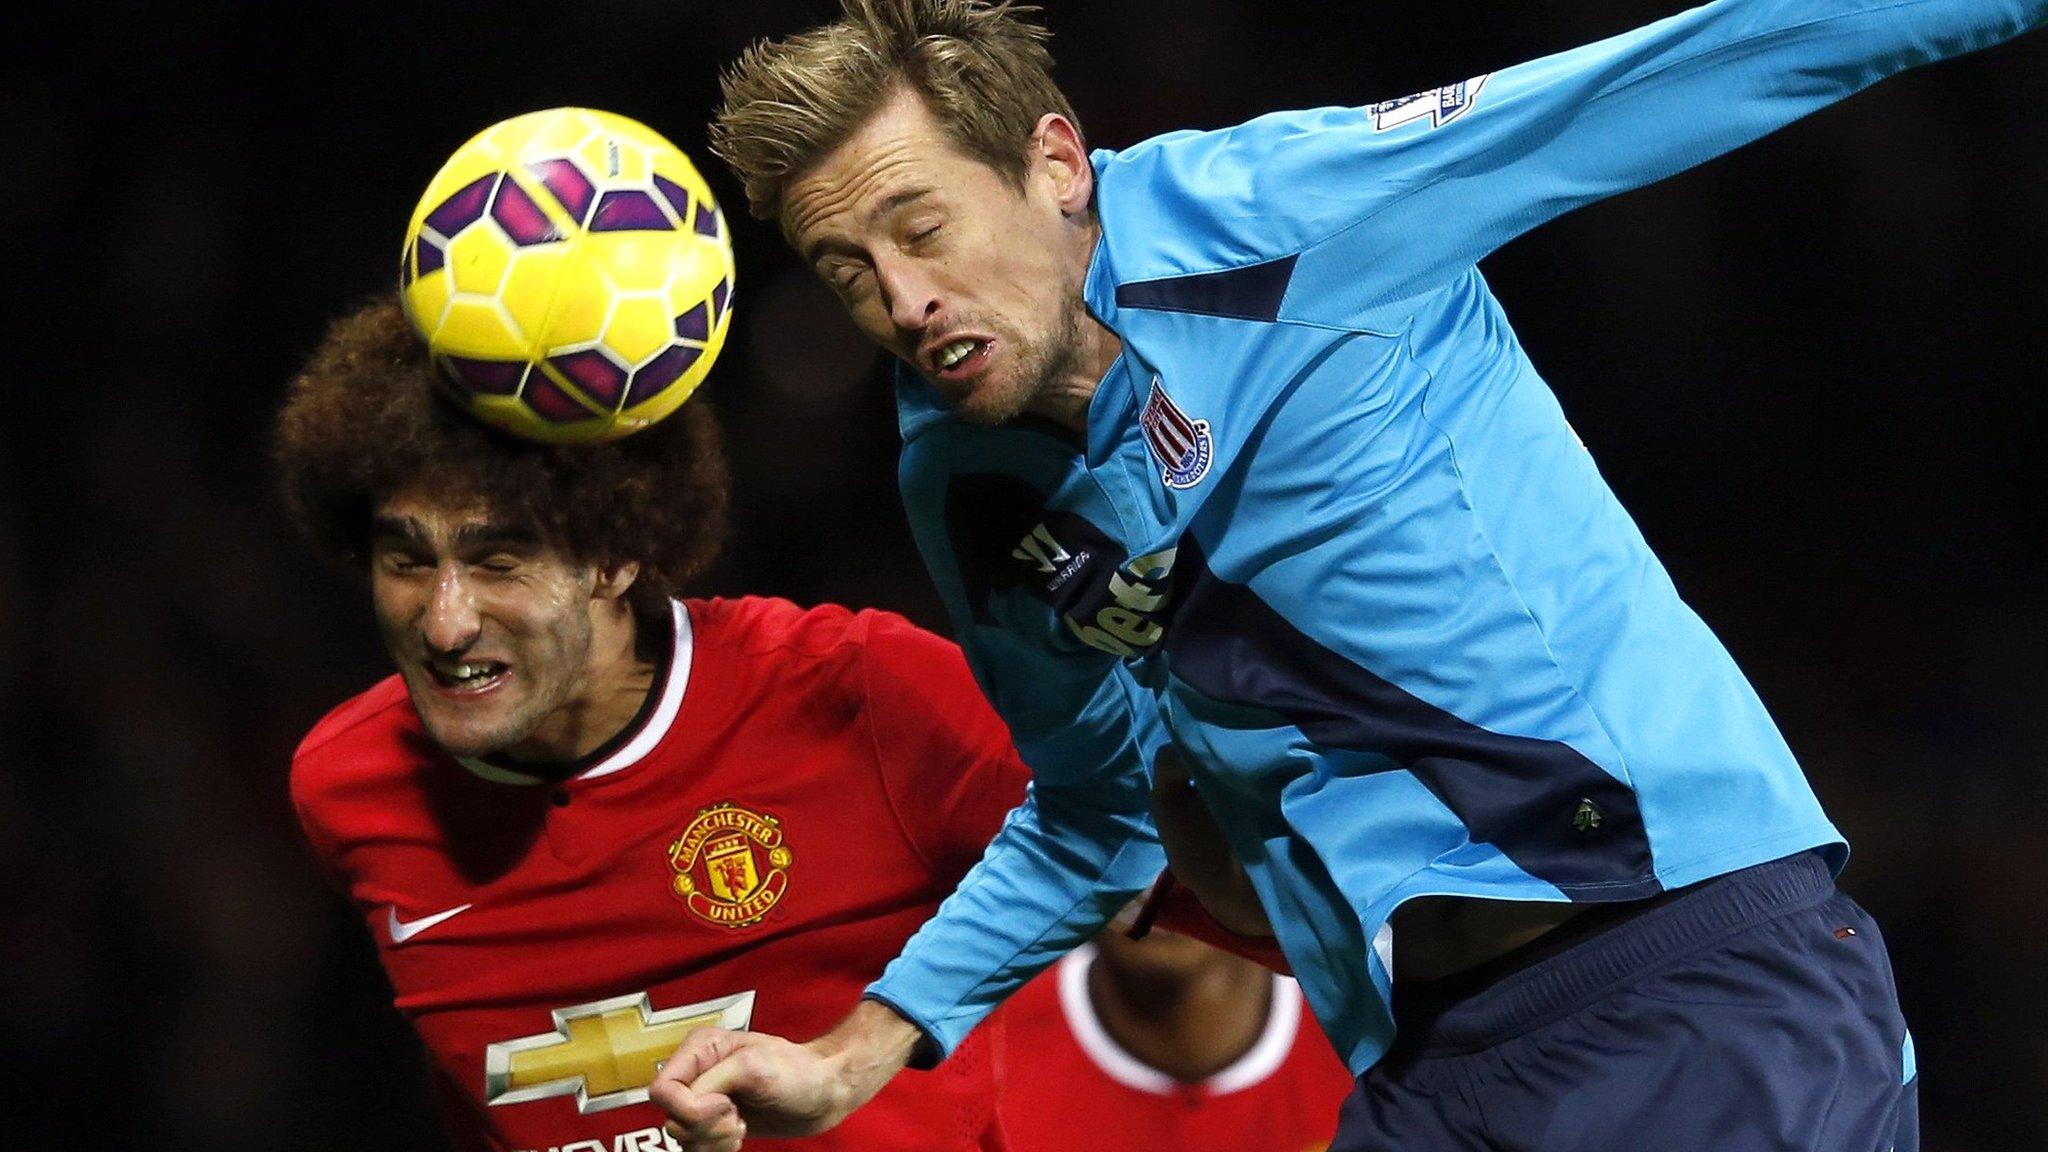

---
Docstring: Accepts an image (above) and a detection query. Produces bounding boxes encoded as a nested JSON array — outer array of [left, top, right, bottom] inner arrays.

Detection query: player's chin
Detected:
[[948, 373, 1031, 426], [421, 716, 529, 761], [406, 678, 530, 759]]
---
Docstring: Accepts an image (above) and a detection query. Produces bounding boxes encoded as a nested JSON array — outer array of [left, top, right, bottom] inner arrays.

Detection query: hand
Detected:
[[651, 1000, 920, 1151], [1150, 747, 1273, 937]]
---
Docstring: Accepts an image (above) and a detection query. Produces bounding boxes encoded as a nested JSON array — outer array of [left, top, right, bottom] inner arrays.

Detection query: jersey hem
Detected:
[[1643, 824, 1846, 893]]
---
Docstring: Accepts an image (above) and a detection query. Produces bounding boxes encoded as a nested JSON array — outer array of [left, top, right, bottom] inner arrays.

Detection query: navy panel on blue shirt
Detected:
[[1115, 255, 1299, 322], [1163, 540, 1660, 901]]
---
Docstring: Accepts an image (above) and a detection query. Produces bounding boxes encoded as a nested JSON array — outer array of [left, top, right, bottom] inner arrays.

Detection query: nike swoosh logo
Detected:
[[387, 903, 473, 944]]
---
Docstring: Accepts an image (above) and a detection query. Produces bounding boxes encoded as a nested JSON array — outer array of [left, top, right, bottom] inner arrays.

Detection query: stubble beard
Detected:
[[415, 686, 551, 761], [957, 296, 1088, 427], [403, 617, 594, 762]]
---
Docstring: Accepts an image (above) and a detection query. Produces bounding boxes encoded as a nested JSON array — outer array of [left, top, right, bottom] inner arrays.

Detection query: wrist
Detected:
[[804, 999, 922, 1122]]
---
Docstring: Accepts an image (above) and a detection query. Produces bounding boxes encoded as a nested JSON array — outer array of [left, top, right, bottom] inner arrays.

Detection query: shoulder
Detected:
[[686, 597, 1002, 767], [687, 595, 918, 661], [686, 596, 965, 696], [294, 675, 413, 764], [289, 675, 420, 820], [1094, 108, 1377, 285]]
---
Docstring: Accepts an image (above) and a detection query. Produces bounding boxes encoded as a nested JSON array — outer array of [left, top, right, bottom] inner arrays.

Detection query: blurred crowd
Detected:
[[2, 2, 2043, 1148]]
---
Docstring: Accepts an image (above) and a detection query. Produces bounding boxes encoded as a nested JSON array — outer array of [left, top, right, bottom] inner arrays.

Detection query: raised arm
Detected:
[[1101, 0, 2045, 326]]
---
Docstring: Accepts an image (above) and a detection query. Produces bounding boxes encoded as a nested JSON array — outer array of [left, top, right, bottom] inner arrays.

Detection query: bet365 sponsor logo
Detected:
[[1065, 546, 1176, 659], [1015, 521, 1177, 659]]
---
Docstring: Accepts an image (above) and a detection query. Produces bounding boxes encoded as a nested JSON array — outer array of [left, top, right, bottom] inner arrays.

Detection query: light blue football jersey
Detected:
[[865, 0, 2045, 1074]]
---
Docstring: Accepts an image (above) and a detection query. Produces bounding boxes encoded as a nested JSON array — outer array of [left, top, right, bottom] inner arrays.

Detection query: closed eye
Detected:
[[827, 263, 872, 295], [464, 548, 531, 574]]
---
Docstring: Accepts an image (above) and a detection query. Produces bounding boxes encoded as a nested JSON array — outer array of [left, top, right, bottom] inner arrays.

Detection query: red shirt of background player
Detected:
[[999, 946, 1355, 1152], [293, 598, 1029, 1152]]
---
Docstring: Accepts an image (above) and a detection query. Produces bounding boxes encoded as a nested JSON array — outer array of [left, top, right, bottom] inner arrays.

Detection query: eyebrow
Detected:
[[368, 514, 426, 547], [801, 187, 936, 267], [369, 515, 540, 552], [869, 186, 935, 224], [458, 521, 539, 547]]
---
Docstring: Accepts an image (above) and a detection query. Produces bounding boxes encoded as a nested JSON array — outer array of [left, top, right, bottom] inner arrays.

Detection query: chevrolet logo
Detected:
[[484, 989, 755, 1114]]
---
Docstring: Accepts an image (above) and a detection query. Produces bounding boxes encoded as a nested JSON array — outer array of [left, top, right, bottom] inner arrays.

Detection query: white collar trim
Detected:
[[1054, 942, 1302, 1097], [455, 599, 694, 786]]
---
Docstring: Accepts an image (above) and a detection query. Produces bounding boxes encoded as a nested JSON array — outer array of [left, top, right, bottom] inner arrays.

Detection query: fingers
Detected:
[[690, 1042, 764, 1100], [652, 1029, 750, 1152], [654, 1080, 746, 1152], [689, 1033, 841, 1139], [658, 1026, 748, 1085]]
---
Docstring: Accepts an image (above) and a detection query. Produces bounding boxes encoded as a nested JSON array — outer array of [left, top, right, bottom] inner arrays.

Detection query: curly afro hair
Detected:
[[274, 295, 730, 632]]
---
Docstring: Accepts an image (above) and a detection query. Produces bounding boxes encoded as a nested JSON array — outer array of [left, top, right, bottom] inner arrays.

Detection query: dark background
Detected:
[[3, 1, 2043, 1148]]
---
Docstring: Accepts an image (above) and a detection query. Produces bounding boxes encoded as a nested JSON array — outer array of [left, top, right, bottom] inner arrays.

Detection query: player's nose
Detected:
[[876, 259, 940, 335], [420, 563, 482, 655]]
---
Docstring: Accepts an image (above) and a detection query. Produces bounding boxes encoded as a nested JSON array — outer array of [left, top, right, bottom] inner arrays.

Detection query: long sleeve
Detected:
[[1096, 0, 2045, 328], [863, 431, 1170, 1061]]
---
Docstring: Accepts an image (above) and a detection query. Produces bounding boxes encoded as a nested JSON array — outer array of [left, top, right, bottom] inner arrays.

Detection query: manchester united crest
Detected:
[[668, 803, 793, 929]]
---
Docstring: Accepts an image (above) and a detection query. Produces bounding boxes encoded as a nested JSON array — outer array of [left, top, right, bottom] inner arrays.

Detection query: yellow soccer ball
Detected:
[[400, 108, 734, 444]]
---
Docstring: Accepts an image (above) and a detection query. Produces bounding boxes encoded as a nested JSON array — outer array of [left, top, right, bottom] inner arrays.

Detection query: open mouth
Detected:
[[930, 337, 994, 383], [424, 658, 509, 695]]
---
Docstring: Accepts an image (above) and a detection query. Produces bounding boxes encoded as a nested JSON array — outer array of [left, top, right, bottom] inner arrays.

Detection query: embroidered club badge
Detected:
[[1140, 379, 1214, 490]]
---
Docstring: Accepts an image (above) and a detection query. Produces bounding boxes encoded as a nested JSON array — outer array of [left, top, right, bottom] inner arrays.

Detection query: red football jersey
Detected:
[[292, 598, 1031, 1152], [997, 946, 1355, 1152]]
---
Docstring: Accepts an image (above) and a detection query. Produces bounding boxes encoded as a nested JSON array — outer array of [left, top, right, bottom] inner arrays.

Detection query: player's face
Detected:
[[368, 492, 624, 761], [783, 85, 1103, 425]]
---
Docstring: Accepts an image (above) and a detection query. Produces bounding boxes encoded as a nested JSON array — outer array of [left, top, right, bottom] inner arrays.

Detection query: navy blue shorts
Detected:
[[1333, 852, 1918, 1152]]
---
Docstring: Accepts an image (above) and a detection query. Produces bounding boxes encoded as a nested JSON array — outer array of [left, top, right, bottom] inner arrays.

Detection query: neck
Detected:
[[502, 608, 658, 764], [1024, 217, 1120, 434], [1085, 952, 1274, 1084], [1023, 337, 1114, 433]]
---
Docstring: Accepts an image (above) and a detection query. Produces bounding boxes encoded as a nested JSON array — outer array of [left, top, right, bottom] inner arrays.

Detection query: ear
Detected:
[[592, 560, 642, 602], [1031, 112, 1094, 217]]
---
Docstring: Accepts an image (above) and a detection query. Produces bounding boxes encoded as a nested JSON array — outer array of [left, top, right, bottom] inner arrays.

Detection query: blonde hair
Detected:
[[710, 0, 1081, 221]]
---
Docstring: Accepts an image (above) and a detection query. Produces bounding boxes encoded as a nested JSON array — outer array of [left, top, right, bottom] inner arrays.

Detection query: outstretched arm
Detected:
[[1104, 0, 2046, 327]]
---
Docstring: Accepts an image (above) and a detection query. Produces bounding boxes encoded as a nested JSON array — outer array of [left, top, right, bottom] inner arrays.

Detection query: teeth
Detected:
[[938, 339, 976, 369]]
